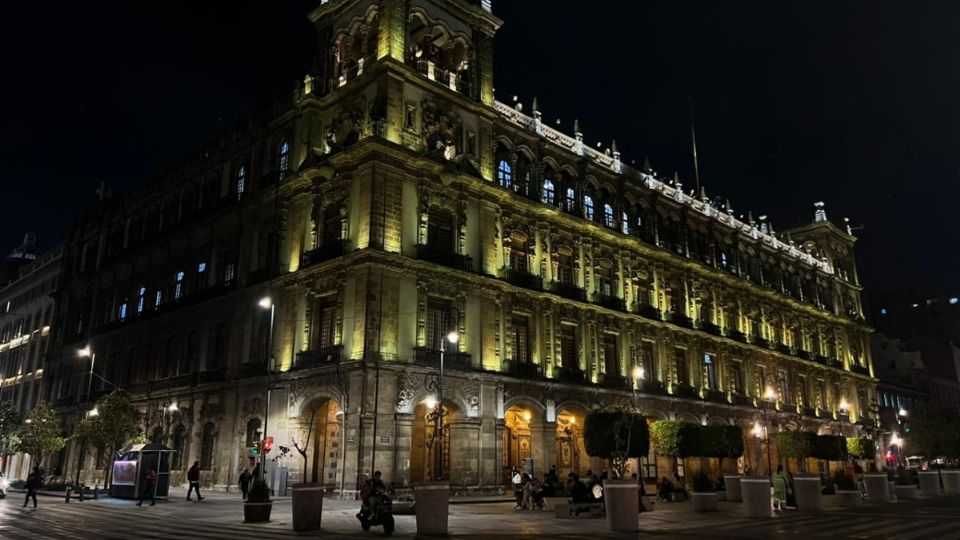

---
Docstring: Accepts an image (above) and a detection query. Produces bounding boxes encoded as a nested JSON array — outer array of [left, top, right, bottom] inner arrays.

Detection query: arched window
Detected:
[[136, 287, 147, 314], [278, 140, 290, 179], [583, 196, 594, 220], [200, 422, 215, 469], [118, 301, 128, 321], [245, 418, 262, 447], [565, 188, 576, 212], [541, 179, 555, 205], [497, 159, 513, 189], [621, 212, 629, 234], [603, 204, 615, 228], [236, 165, 246, 200], [172, 425, 186, 469]]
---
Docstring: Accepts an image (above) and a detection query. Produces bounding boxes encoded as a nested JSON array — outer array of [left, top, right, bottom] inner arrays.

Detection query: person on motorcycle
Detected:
[[366, 471, 387, 516]]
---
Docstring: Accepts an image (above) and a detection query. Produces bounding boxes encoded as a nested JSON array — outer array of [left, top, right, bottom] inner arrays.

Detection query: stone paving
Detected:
[[1, 488, 959, 539]]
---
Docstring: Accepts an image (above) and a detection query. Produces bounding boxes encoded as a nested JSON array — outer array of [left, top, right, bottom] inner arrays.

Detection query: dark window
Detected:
[[182, 331, 199, 375], [603, 333, 619, 375], [559, 324, 578, 368], [674, 348, 687, 385], [509, 237, 528, 273], [797, 377, 808, 406], [311, 295, 337, 349], [640, 341, 655, 381], [245, 418, 262, 447], [322, 205, 342, 245], [557, 253, 574, 285], [425, 298, 452, 350], [200, 423, 215, 469], [172, 425, 186, 469], [427, 208, 454, 252], [512, 317, 530, 363], [732, 361, 744, 394]]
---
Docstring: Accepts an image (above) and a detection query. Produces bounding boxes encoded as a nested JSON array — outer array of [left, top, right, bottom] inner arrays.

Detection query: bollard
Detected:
[[65, 486, 72, 503], [94, 486, 99, 500], [79, 484, 85, 502]]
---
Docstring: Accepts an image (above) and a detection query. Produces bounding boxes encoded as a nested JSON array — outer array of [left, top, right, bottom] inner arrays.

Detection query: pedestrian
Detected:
[[187, 461, 204, 501], [547, 464, 559, 484], [137, 467, 157, 506], [511, 468, 523, 510], [239, 468, 250, 500], [772, 465, 787, 511], [521, 473, 533, 509], [22, 466, 40, 508]]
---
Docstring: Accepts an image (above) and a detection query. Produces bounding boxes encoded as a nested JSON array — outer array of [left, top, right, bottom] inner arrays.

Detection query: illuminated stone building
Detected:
[[0, 236, 60, 480], [49, 0, 876, 493]]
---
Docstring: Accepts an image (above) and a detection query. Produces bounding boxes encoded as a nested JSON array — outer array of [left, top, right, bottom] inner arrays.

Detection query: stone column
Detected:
[[394, 413, 415, 487], [449, 418, 482, 492]]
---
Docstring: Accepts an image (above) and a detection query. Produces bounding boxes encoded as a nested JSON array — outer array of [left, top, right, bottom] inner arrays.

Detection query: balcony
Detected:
[[668, 312, 694, 329], [701, 322, 723, 337], [599, 373, 630, 390], [704, 389, 727, 403], [637, 379, 666, 395], [502, 360, 545, 380], [301, 240, 347, 268], [501, 268, 543, 291], [727, 329, 747, 343], [673, 384, 699, 399], [416, 244, 473, 272], [752, 337, 770, 349], [413, 347, 473, 371], [412, 59, 470, 95], [731, 393, 753, 407], [774, 343, 792, 355], [634, 303, 661, 321], [850, 364, 870, 376], [596, 293, 626, 312], [801, 406, 818, 417], [550, 281, 587, 302], [198, 367, 227, 384], [292, 345, 344, 371], [555, 365, 588, 384]]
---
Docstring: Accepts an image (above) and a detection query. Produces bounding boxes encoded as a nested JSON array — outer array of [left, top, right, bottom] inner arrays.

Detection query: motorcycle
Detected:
[[357, 491, 395, 536]]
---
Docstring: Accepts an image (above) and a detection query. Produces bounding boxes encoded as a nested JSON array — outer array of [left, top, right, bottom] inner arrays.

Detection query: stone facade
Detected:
[[44, 0, 876, 494]]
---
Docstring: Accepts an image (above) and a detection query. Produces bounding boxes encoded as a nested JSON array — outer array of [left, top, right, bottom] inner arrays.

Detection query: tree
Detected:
[[776, 430, 815, 472], [80, 390, 143, 486], [73, 417, 100, 485], [651, 420, 700, 474], [718, 425, 745, 471], [14, 401, 66, 468], [0, 400, 23, 467], [291, 405, 318, 484], [584, 409, 649, 478], [846, 437, 876, 462], [812, 434, 847, 462]]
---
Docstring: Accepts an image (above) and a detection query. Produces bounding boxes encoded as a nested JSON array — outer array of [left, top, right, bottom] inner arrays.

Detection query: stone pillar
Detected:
[[449, 418, 481, 491], [542, 421, 557, 476], [394, 413, 415, 487]]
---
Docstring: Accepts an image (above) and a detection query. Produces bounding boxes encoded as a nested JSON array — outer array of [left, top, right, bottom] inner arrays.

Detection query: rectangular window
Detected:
[[732, 360, 744, 394], [559, 324, 578, 368], [509, 237, 528, 273], [212, 323, 228, 370], [512, 316, 530, 363], [703, 353, 717, 391], [322, 205, 342, 246], [312, 295, 337, 349], [674, 347, 687, 385], [224, 262, 237, 284], [427, 208, 454, 252], [425, 298, 452, 350], [777, 370, 789, 403], [797, 376, 808, 406], [603, 333, 619, 375], [640, 341, 655, 381], [557, 253, 574, 285]]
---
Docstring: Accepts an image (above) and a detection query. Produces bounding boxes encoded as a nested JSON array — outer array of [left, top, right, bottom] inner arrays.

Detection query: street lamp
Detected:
[[837, 398, 850, 465], [761, 386, 776, 475], [431, 327, 459, 481], [78, 345, 97, 402], [257, 295, 276, 482]]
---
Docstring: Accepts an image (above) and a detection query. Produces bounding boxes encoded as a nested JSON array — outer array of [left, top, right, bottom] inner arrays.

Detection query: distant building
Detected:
[[46, 0, 876, 492], [872, 291, 960, 344], [0, 237, 61, 479]]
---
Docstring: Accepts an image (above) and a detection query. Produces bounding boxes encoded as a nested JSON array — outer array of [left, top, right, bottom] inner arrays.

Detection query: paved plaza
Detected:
[[1, 489, 959, 539]]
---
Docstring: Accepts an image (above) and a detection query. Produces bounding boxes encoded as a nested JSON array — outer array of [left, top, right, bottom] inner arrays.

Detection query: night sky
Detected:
[[3, 1, 958, 298]]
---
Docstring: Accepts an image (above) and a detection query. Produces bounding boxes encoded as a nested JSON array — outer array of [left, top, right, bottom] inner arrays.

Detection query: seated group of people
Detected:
[[657, 472, 689, 502]]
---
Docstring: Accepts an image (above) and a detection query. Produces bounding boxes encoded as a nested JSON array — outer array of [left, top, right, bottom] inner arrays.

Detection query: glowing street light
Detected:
[[258, 296, 273, 309], [88, 407, 99, 417], [256, 294, 277, 481]]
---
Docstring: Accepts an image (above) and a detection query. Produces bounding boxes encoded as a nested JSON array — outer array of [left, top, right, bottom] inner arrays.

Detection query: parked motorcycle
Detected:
[[357, 491, 395, 535]]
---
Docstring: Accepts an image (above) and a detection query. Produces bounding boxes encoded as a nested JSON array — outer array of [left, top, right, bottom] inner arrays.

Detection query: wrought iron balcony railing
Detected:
[[292, 345, 344, 371]]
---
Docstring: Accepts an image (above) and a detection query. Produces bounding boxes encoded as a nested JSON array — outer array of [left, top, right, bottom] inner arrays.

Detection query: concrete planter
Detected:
[[863, 474, 890, 503], [291, 484, 323, 532], [895, 485, 918, 500], [888, 481, 897, 500], [603, 479, 639, 532], [716, 490, 727, 501], [835, 490, 862, 507], [793, 476, 822, 511], [542, 496, 567, 511], [741, 477, 772, 518], [413, 481, 450, 536], [691, 492, 718, 512], [724, 476, 742, 502], [941, 470, 960, 494], [918, 472, 940, 496], [243, 502, 273, 523]]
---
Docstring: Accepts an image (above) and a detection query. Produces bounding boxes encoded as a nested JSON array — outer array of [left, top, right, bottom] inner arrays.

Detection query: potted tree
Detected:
[[717, 425, 745, 503], [690, 470, 718, 511], [777, 430, 820, 511], [833, 471, 861, 507], [650, 419, 687, 500], [584, 409, 649, 532], [244, 479, 273, 522]]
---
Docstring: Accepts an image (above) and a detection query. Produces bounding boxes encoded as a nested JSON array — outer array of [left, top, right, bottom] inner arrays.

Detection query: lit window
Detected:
[[603, 204, 614, 227], [621, 212, 629, 234], [137, 287, 146, 314], [880, 308, 888, 315], [279, 140, 290, 178], [720, 252, 728, 269], [225, 262, 236, 283], [565, 188, 576, 211], [119, 303, 128, 321], [198, 262, 207, 273], [236, 165, 246, 199], [497, 160, 512, 189], [155, 290, 163, 307], [950, 298, 959, 305], [583, 196, 594, 220], [542, 179, 555, 204], [175, 271, 185, 300]]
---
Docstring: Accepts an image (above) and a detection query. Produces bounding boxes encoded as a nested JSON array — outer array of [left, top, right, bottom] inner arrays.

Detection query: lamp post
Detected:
[[257, 295, 276, 482], [631, 364, 645, 477], [431, 328, 459, 481], [838, 398, 849, 465], [761, 386, 776, 475], [78, 345, 97, 402]]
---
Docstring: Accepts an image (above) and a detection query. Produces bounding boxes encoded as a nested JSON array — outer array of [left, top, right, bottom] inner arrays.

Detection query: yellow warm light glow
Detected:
[[839, 398, 849, 412], [425, 397, 437, 410], [632, 366, 644, 381], [752, 422, 763, 438], [447, 331, 460, 344], [765, 386, 776, 400], [523, 410, 532, 422]]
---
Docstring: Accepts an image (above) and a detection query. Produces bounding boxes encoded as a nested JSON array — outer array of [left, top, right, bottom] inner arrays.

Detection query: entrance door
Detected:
[[309, 400, 341, 487], [503, 408, 532, 485]]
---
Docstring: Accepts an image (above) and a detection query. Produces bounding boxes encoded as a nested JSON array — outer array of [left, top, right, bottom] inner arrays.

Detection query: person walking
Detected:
[[186, 461, 204, 501], [772, 465, 788, 511], [137, 467, 157, 506], [521, 473, 533, 510], [239, 468, 250, 500], [511, 468, 523, 510], [22, 466, 40, 508]]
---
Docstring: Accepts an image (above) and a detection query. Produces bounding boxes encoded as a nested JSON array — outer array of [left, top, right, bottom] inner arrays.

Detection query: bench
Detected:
[[555, 501, 604, 519]]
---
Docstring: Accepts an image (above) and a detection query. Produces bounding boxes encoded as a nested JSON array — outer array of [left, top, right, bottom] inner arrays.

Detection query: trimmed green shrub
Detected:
[[584, 410, 650, 462], [650, 420, 685, 459], [677, 422, 702, 458], [846, 437, 876, 460], [692, 471, 714, 492], [777, 430, 815, 470], [812, 435, 848, 462]]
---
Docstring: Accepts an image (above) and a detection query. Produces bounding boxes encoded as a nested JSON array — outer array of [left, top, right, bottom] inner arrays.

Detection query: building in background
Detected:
[[46, 0, 876, 493], [0, 236, 61, 479]]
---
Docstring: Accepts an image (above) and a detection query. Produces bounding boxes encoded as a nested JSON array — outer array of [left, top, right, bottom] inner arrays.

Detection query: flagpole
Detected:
[[688, 96, 701, 194]]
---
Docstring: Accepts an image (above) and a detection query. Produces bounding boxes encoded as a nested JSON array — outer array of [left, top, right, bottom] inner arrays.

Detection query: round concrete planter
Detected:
[[716, 490, 727, 502], [724, 476, 743, 502], [741, 477, 772, 518], [691, 492, 718, 512], [243, 502, 273, 523], [941, 470, 960, 494], [603, 479, 639, 532], [413, 481, 450, 536], [291, 484, 324, 531], [918, 471, 940, 496], [793, 476, 822, 511], [836, 490, 862, 507], [895, 484, 918, 500], [863, 474, 890, 503]]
